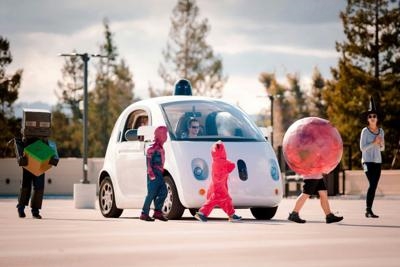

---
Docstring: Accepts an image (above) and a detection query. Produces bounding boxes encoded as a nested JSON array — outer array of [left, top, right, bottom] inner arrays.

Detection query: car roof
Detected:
[[134, 95, 233, 106]]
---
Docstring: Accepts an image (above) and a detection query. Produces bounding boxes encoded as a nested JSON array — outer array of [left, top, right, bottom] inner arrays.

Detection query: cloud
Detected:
[[216, 42, 338, 59], [2, 0, 345, 116]]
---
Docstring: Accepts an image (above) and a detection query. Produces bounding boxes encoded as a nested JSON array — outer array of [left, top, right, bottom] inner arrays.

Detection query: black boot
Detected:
[[31, 208, 42, 219], [17, 188, 31, 218], [17, 204, 26, 218], [326, 213, 343, 224], [31, 190, 44, 219], [365, 208, 379, 218], [288, 211, 306, 223]]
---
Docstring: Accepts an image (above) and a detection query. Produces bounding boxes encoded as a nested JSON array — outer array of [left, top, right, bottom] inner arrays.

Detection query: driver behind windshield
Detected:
[[181, 118, 200, 138]]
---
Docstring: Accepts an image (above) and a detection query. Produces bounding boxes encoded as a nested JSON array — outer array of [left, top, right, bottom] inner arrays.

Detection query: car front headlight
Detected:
[[191, 158, 209, 180], [269, 159, 280, 181]]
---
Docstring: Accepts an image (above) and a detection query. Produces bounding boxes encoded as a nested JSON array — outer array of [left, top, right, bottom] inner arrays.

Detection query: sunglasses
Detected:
[[368, 114, 377, 119], [190, 126, 199, 129]]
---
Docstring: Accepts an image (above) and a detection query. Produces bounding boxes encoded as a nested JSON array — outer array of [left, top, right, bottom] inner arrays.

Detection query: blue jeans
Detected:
[[141, 173, 167, 215]]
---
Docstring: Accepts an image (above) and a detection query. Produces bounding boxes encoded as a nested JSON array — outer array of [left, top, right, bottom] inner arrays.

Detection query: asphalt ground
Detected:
[[1, 196, 399, 267]]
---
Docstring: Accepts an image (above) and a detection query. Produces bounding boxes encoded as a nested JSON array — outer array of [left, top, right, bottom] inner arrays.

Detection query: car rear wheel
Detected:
[[250, 206, 278, 220], [99, 177, 123, 218], [163, 175, 185, 219]]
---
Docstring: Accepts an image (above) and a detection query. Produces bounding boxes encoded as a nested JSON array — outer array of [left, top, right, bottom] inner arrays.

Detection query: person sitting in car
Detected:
[[181, 118, 200, 138]]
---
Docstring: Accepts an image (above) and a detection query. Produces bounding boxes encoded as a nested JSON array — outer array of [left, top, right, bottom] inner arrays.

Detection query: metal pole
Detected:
[[59, 52, 109, 184], [268, 95, 274, 148], [81, 53, 89, 184]]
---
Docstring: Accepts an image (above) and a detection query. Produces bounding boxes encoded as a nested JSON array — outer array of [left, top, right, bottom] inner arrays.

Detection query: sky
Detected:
[[0, 0, 346, 115]]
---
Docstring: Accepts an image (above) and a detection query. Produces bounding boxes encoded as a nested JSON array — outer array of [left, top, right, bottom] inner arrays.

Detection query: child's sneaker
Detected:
[[194, 212, 207, 222], [140, 213, 155, 222], [326, 213, 343, 224], [153, 210, 168, 221], [229, 214, 242, 222], [288, 211, 306, 223]]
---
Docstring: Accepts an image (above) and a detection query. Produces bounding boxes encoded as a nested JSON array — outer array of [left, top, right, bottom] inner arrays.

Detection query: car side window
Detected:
[[123, 110, 149, 142]]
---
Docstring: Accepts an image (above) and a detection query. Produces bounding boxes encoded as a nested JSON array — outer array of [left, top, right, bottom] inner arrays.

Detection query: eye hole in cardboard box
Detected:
[[26, 121, 37, 127]]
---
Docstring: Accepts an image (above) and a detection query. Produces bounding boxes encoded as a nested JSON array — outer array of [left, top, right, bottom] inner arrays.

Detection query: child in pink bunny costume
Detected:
[[195, 140, 242, 222]]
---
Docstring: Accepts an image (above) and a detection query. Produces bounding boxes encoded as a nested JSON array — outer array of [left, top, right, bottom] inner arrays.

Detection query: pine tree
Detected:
[[259, 72, 290, 150], [259, 71, 312, 150], [55, 51, 84, 120], [324, 0, 400, 169], [158, 0, 227, 97], [51, 105, 82, 157], [0, 36, 23, 157], [0, 36, 22, 118], [309, 67, 328, 118], [52, 51, 84, 157], [89, 19, 134, 157], [286, 73, 310, 121]]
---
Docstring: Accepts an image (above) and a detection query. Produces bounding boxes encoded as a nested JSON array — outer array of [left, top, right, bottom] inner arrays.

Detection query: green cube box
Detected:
[[23, 140, 55, 176]]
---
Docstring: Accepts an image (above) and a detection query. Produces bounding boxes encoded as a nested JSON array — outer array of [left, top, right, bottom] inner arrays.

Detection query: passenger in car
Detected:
[[140, 126, 169, 222], [181, 118, 200, 138]]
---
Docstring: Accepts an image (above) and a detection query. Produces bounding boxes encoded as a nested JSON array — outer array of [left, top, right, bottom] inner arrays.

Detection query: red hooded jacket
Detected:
[[207, 141, 235, 199], [146, 126, 167, 179]]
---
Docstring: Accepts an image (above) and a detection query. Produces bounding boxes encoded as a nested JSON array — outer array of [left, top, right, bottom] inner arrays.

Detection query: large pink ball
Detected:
[[282, 117, 343, 176]]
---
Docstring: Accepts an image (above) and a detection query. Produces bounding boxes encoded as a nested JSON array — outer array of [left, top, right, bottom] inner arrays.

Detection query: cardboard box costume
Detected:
[[14, 108, 59, 217]]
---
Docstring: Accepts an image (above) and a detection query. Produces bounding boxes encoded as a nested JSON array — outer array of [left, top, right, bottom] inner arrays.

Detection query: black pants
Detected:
[[18, 169, 45, 210], [363, 162, 381, 209]]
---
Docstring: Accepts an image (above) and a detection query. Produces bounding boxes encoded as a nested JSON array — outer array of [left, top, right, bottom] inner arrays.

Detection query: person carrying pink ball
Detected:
[[283, 117, 344, 224]]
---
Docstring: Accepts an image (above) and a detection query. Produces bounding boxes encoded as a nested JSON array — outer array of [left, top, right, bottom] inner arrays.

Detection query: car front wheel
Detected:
[[99, 177, 123, 218], [163, 175, 185, 219]]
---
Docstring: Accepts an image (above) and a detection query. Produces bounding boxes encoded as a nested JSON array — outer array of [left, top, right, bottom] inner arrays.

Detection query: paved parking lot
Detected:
[[1, 196, 399, 267]]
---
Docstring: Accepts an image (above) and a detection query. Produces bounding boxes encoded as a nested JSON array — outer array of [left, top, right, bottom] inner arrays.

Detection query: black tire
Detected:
[[250, 206, 278, 220], [189, 208, 199, 217], [163, 175, 185, 219], [99, 177, 123, 218]]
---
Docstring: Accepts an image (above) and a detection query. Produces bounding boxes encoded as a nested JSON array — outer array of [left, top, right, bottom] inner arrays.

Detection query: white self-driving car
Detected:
[[98, 95, 283, 219]]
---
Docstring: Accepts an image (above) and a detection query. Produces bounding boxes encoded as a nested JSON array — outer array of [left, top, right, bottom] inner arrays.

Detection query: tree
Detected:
[[286, 73, 310, 120], [51, 105, 82, 157], [324, 0, 400, 169], [0, 36, 22, 118], [51, 51, 85, 157], [55, 51, 84, 120], [0, 36, 23, 157], [158, 0, 227, 97], [309, 67, 328, 118], [259, 72, 297, 150], [88, 19, 134, 157]]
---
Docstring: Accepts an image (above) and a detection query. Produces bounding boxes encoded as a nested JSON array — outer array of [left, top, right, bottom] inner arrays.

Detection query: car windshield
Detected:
[[161, 100, 265, 142]]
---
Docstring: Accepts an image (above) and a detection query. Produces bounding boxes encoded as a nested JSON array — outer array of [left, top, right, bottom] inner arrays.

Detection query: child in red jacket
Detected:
[[195, 140, 242, 222], [140, 126, 168, 222]]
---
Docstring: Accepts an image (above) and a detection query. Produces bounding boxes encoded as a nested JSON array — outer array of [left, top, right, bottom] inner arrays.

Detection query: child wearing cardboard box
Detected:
[[14, 109, 59, 219]]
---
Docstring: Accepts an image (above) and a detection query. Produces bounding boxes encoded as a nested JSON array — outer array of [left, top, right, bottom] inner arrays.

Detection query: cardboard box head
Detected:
[[22, 108, 51, 137]]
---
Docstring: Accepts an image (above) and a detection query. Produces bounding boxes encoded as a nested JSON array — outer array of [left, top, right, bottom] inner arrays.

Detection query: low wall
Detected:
[[0, 158, 103, 195], [1, 158, 399, 196], [343, 169, 400, 196]]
